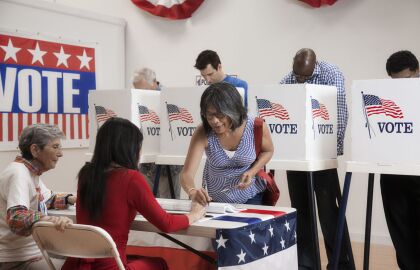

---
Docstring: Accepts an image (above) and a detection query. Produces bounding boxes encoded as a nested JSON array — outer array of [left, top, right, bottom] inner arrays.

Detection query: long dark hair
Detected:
[[78, 117, 143, 220]]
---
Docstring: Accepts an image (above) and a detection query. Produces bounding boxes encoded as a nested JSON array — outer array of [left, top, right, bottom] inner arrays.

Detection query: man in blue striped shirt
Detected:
[[281, 48, 354, 270], [194, 50, 249, 108]]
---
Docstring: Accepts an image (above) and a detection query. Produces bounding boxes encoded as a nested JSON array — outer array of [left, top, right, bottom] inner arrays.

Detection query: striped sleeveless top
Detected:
[[203, 117, 266, 203]]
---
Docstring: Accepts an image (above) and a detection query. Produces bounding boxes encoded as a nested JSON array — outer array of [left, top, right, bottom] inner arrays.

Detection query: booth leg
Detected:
[[153, 165, 162, 197], [332, 172, 352, 270], [166, 165, 176, 199], [308, 171, 321, 270], [363, 173, 375, 270]]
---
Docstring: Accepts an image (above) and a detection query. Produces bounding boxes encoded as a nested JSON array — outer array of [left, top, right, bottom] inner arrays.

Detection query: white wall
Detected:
[[3, 0, 420, 245]]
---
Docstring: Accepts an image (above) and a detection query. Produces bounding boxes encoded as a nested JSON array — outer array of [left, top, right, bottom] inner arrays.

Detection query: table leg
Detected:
[[308, 171, 321, 270], [153, 165, 162, 197], [363, 173, 375, 270], [332, 172, 352, 270]]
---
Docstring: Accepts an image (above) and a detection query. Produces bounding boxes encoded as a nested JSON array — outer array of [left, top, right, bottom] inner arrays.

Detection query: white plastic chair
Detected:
[[32, 221, 125, 270]]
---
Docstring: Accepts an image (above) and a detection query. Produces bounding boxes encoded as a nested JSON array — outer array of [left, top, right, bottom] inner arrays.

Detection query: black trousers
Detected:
[[380, 174, 420, 270], [287, 169, 355, 270]]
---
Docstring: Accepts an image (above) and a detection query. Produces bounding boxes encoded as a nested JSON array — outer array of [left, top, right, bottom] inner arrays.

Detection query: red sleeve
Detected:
[[126, 171, 189, 233]]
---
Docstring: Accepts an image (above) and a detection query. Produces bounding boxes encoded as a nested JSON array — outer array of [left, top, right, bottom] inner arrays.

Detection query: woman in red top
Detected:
[[62, 117, 205, 270]]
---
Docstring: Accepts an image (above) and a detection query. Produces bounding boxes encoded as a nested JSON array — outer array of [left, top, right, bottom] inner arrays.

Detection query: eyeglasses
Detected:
[[203, 111, 226, 120]]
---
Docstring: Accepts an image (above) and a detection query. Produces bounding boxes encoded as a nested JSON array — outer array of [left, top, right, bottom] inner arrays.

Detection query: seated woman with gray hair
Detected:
[[0, 123, 75, 270], [181, 82, 274, 205]]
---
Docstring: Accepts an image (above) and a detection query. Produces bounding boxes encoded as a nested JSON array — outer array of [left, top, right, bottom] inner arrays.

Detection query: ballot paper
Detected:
[[157, 198, 241, 214]]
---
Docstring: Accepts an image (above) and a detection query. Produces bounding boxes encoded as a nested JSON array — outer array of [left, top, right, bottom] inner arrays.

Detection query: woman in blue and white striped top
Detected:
[[181, 82, 274, 205]]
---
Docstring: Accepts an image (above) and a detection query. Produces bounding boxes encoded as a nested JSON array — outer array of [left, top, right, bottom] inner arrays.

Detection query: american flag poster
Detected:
[[94, 105, 117, 126], [311, 98, 329, 120], [362, 93, 403, 119], [256, 98, 290, 120], [138, 104, 160, 124], [215, 209, 297, 269], [166, 103, 193, 123], [0, 32, 95, 150]]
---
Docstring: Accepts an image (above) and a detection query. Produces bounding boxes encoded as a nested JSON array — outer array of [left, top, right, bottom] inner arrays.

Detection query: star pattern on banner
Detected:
[[249, 230, 256, 244], [28, 42, 47, 65], [284, 220, 290, 231], [262, 243, 269, 255], [0, 36, 95, 71], [0, 39, 21, 62], [77, 49, 93, 70], [268, 224, 274, 237], [280, 237, 286, 249], [214, 212, 298, 267], [237, 249, 246, 263], [54, 46, 71, 67], [216, 234, 228, 249]]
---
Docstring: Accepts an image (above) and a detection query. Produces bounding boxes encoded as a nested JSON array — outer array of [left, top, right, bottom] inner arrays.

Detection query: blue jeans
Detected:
[[245, 192, 263, 205]]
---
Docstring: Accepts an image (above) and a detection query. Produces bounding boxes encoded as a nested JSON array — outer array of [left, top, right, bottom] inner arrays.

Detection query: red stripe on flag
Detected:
[[45, 114, 50, 124], [28, 114, 32, 126], [70, 114, 75, 139], [8, 113, 13, 141], [37, 113, 41, 123], [240, 209, 286, 217], [78, 114, 82, 139], [54, 114, 59, 126], [18, 113, 23, 139]]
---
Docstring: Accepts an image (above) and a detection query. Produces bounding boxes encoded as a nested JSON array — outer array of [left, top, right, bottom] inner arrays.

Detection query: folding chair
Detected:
[[32, 221, 124, 270]]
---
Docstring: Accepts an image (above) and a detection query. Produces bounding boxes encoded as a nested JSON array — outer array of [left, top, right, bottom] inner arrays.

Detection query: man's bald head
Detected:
[[293, 48, 317, 83]]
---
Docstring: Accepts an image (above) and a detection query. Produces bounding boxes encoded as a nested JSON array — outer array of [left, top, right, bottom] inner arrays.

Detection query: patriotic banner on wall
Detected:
[[0, 32, 96, 150], [131, 0, 204, 20], [300, 0, 337, 8]]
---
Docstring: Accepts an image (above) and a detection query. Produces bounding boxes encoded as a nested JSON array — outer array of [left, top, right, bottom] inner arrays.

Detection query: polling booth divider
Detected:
[[334, 78, 420, 270], [247, 84, 340, 270]]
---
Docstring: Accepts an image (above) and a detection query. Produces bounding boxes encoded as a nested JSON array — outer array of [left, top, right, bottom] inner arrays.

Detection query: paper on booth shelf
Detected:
[[157, 198, 241, 214]]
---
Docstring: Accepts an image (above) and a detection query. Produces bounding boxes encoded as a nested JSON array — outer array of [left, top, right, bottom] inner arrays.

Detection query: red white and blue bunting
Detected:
[[131, 0, 204, 20]]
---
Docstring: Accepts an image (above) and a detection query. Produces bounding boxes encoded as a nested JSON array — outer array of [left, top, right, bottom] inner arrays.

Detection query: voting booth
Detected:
[[157, 86, 245, 165], [351, 79, 420, 164], [88, 89, 160, 162], [248, 84, 337, 162]]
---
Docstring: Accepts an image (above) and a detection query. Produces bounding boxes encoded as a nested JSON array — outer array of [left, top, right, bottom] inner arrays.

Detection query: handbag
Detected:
[[253, 117, 280, 206]]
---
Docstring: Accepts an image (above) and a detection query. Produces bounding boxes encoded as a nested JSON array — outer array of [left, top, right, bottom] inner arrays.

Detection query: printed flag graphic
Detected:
[[215, 210, 297, 269], [362, 94, 403, 119], [257, 98, 290, 120], [0, 33, 95, 149], [138, 105, 160, 124], [311, 98, 330, 120], [166, 104, 193, 123], [94, 105, 117, 125]]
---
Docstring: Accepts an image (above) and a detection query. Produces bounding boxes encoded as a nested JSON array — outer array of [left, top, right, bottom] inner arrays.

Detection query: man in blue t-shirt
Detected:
[[194, 50, 248, 107]]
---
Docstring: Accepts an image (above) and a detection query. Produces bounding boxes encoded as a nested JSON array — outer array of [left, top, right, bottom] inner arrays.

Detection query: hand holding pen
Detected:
[[188, 187, 212, 206]]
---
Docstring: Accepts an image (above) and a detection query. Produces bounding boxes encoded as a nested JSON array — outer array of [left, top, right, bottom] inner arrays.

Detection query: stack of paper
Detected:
[[157, 198, 240, 214]]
